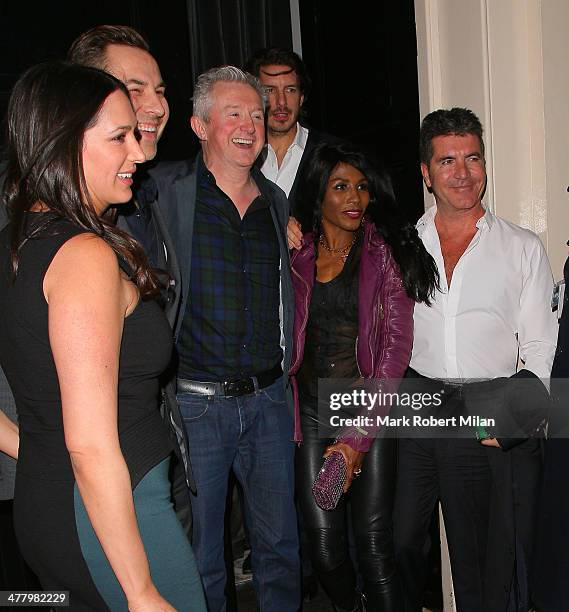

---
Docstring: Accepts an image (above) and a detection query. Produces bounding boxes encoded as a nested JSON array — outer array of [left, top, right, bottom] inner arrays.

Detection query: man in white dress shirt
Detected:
[[393, 108, 557, 612], [245, 48, 340, 214]]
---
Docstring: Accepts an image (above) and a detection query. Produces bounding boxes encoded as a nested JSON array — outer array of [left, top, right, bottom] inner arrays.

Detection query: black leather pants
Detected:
[[295, 416, 402, 611]]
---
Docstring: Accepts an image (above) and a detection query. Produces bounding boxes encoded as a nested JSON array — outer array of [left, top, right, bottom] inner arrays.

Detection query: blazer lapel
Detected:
[[172, 170, 197, 340]]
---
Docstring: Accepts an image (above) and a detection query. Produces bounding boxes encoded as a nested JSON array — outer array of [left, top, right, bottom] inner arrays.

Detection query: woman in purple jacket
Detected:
[[289, 142, 438, 611]]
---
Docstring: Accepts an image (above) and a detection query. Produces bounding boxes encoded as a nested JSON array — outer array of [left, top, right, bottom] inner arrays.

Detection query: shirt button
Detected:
[[244, 306, 249, 311], [242, 344, 247, 349]]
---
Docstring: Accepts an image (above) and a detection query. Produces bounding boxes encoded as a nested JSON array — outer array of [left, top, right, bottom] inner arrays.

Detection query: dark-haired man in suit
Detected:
[[246, 47, 340, 214]]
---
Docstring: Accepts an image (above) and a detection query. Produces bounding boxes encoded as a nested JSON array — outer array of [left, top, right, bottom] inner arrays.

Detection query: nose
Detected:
[[128, 135, 146, 165], [347, 186, 361, 204], [241, 114, 256, 133], [141, 90, 166, 118], [454, 158, 469, 179], [276, 88, 287, 108]]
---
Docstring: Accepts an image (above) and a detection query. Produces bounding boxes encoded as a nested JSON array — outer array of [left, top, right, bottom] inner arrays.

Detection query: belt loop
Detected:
[[252, 375, 260, 395]]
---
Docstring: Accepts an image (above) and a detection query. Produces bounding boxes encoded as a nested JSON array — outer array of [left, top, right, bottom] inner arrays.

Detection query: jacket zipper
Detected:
[[291, 266, 311, 372], [367, 299, 383, 374]]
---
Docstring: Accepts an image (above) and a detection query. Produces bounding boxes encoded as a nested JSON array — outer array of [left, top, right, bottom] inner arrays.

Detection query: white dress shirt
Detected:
[[410, 205, 557, 381], [260, 124, 309, 196]]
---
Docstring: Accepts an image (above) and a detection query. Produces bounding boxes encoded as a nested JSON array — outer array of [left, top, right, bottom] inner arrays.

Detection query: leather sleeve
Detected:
[[339, 251, 414, 453]]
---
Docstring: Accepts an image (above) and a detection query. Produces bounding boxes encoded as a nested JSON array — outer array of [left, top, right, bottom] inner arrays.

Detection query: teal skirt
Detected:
[[74, 457, 205, 611]]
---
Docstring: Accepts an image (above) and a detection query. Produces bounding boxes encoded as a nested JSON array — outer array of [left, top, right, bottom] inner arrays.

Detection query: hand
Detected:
[[324, 442, 365, 493], [128, 585, 177, 612], [287, 216, 303, 250], [480, 437, 501, 448]]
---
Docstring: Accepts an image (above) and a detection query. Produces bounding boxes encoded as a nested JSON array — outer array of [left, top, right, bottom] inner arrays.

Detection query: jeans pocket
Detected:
[[177, 394, 210, 421], [259, 380, 286, 405]]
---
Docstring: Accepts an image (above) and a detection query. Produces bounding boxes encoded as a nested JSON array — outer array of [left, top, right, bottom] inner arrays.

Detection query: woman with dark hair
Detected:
[[289, 142, 438, 611], [0, 61, 205, 611]]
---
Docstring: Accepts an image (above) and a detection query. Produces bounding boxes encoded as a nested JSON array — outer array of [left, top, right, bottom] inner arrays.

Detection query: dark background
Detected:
[[0, 0, 423, 221]]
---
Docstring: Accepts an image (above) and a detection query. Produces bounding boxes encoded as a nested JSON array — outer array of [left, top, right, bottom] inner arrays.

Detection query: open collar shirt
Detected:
[[176, 157, 282, 381], [260, 124, 309, 196], [410, 205, 557, 382]]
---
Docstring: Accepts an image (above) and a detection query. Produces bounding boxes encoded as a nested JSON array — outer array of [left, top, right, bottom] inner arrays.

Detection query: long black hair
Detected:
[[296, 142, 439, 304], [2, 60, 159, 297]]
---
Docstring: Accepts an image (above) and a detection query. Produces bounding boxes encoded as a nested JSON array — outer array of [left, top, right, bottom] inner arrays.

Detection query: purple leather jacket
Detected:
[[289, 218, 414, 452]]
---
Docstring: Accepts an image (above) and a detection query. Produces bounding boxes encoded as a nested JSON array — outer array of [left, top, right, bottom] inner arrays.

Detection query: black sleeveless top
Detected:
[[0, 214, 173, 488], [297, 241, 361, 421]]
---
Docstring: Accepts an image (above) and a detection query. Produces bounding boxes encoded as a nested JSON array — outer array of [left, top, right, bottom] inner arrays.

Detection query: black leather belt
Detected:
[[177, 363, 282, 398]]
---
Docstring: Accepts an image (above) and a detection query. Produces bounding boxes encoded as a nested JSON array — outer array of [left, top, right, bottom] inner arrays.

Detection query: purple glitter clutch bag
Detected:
[[312, 451, 347, 510]]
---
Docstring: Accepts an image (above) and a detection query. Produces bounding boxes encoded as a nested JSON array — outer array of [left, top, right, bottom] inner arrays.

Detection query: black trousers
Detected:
[[394, 436, 492, 612], [296, 415, 402, 611], [393, 369, 544, 612]]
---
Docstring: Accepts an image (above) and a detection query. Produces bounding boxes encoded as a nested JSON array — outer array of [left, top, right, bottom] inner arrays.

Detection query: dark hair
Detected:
[[244, 47, 311, 99], [420, 107, 484, 165], [296, 142, 439, 304], [2, 61, 159, 297], [67, 25, 150, 70]]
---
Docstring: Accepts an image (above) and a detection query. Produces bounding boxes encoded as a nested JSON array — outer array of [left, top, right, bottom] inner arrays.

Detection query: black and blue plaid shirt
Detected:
[[177, 159, 282, 381]]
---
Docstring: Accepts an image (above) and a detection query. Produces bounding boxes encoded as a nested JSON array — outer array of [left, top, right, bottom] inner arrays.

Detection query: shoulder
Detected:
[[363, 221, 406, 285], [491, 214, 545, 252], [136, 158, 199, 216], [44, 233, 126, 312], [363, 219, 389, 257], [254, 168, 288, 206], [291, 235, 316, 266], [143, 157, 198, 190], [49, 233, 120, 281]]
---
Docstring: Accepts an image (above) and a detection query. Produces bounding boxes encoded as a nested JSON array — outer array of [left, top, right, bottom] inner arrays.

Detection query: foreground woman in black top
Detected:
[[0, 62, 205, 611]]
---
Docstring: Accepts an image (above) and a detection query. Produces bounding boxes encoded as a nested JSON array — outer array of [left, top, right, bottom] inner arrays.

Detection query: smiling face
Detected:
[[421, 133, 486, 216], [190, 81, 265, 173], [82, 90, 145, 214], [258, 64, 304, 137], [320, 162, 370, 238], [104, 44, 169, 160]]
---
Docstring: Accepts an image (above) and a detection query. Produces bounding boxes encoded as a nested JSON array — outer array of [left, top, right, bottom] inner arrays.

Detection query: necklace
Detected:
[[318, 234, 357, 262]]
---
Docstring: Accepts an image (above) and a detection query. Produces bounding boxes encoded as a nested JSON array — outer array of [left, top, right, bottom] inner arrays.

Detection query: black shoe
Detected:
[[422, 586, 443, 611], [332, 592, 365, 612], [302, 574, 319, 602]]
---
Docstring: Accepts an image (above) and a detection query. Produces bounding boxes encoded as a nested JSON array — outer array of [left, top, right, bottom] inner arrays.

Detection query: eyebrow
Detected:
[[110, 125, 134, 133], [260, 66, 295, 78], [436, 151, 481, 161], [223, 104, 263, 112], [125, 78, 167, 89], [329, 174, 367, 182]]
